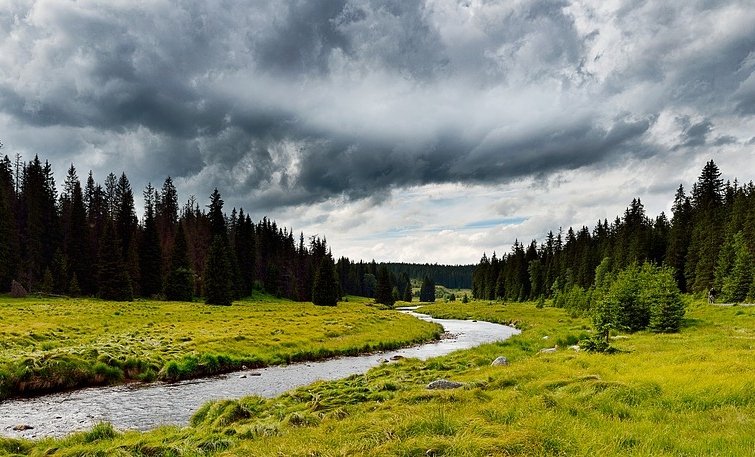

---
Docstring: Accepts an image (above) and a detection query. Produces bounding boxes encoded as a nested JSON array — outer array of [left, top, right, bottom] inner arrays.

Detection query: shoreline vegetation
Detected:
[[3, 296, 754, 456], [0, 295, 441, 401]]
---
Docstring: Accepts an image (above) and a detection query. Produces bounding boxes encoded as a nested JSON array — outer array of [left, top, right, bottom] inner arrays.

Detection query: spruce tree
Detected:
[[98, 221, 133, 301], [204, 235, 233, 306], [419, 276, 436, 302], [312, 255, 339, 306], [115, 173, 137, 259], [139, 183, 163, 297], [165, 223, 194, 301], [646, 266, 685, 333], [403, 282, 412, 302], [375, 265, 394, 307], [721, 232, 752, 302], [0, 154, 19, 291]]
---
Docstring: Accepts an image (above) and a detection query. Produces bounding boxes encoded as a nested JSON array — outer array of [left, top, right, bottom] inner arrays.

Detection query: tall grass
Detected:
[[0, 295, 440, 399], [8, 297, 755, 456]]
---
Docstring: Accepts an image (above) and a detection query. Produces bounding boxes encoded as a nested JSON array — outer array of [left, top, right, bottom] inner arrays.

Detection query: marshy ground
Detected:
[[2, 297, 755, 456]]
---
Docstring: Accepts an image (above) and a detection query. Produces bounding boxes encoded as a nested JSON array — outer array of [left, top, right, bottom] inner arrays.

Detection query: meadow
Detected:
[[0, 295, 441, 400], [3, 298, 755, 456]]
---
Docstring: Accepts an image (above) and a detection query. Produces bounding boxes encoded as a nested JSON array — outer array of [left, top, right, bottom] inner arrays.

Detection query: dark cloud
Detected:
[[678, 117, 713, 147], [0, 0, 753, 213]]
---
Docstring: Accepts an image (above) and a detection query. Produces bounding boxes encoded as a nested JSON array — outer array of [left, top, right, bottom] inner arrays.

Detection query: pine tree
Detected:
[[403, 282, 412, 302], [666, 185, 692, 291], [646, 266, 685, 333], [688, 161, 725, 292], [375, 265, 394, 307], [0, 153, 19, 291], [98, 221, 133, 301], [721, 232, 752, 302], [139, 183, 163, 297], [419, 276, 435, 302], [115, 173, 137, 259], [165, 223, 194, 301], [234, 211, 255, 297], [204, 235, 233, 306], [312, 255, 339, 306]]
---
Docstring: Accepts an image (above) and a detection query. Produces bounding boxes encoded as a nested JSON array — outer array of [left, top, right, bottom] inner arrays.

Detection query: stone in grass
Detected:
[[427, 379, 464, 390], [491, 356, 509, 366]]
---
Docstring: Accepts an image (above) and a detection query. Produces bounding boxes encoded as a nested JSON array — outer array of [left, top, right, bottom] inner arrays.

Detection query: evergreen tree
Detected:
[[61, 165, 92, 295], [312, 255, 339, 306], [165, 223, 193, 301], [115, 173, 137, 259], [666, 185, 692, 291], [139, 183, 163, 297], [98, 221, 133, 301], [234, 211, 256, 297], [375, 265, 394, 307], [419, 276, 435, 302], [646, 266, 686, 333], [204, 235, 233, 306], [403, 282, 412, 302], [156, 176, 179, 246], [720, 232, 752, 302], [688, 161, 725, 292], [0, 153, 19, 291]]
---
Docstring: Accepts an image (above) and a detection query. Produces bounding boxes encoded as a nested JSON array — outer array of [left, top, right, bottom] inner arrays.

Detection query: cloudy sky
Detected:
[[1, 0, 754, 264]]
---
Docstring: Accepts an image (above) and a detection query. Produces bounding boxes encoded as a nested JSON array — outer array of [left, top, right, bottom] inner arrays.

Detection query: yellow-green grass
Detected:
[[5, 298, 755, 456], [0, 295, 441, 399]]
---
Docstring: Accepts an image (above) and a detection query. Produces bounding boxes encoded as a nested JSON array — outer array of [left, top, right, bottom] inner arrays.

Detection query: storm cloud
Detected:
[[1, 0, 754, 262]]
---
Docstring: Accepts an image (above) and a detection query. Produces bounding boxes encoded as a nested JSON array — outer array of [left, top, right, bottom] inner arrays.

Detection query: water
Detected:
[[0, 311, 518, 439]]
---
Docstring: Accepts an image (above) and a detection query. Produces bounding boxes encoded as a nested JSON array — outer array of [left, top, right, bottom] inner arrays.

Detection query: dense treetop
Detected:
[[472, 161, 755, 304], [0, 150, 468, 303]]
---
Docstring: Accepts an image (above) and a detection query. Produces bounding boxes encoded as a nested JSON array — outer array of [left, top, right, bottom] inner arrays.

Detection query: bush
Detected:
[[594, 263, 685, 336]]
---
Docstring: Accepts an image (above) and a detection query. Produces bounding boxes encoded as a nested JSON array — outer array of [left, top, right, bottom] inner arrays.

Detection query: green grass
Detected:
[[5, 298, 755, 456], [0, 294, 442, 399]]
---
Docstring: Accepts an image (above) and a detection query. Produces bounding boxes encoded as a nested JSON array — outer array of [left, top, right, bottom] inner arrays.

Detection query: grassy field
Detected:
[[0, 295, 441, 400], [3, 298, 755, 456]]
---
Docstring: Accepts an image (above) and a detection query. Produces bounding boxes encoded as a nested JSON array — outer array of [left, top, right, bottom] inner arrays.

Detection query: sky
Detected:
[[1, 0, 754, 265]]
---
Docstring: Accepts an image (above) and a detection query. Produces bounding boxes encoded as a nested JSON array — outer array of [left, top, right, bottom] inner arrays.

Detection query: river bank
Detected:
[[1, 311, 519, 438]]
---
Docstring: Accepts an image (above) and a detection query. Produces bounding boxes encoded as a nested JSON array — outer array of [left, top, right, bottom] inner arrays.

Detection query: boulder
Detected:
[[491, 356, 509, 366], [427, 379, 464, 390]]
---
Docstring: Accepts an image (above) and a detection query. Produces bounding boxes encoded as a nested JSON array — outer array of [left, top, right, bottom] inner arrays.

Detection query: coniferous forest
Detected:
[[0, 152, 352, 302], [472, 160, 755, 305], [0, 150, 470, 303]]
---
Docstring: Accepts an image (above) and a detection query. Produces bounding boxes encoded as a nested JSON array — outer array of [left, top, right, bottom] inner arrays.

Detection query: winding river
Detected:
[[0, 310, 519, 439]]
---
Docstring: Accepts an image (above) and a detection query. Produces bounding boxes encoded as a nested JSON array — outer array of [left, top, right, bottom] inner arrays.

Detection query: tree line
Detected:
[[0, 148, 464, 305], [472, 161, 755, 304], [0, 150, 342, 304]]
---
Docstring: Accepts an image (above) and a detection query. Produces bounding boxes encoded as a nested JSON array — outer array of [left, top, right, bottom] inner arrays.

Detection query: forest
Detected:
[[0, 150, 468, 304], [472, 160, 755, 305]]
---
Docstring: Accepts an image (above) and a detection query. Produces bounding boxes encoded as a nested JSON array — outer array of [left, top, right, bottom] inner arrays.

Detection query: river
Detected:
[[0, 310, 519, 439]]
